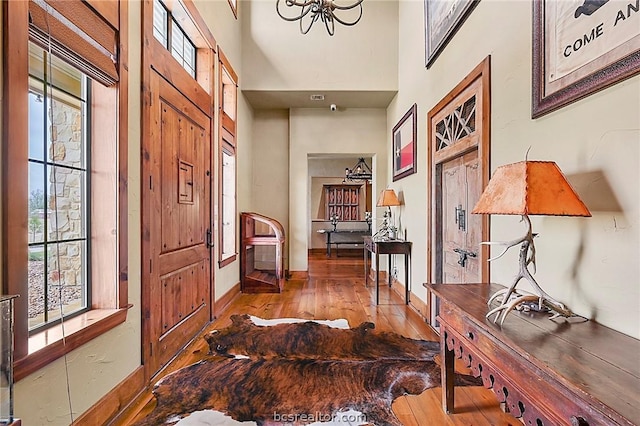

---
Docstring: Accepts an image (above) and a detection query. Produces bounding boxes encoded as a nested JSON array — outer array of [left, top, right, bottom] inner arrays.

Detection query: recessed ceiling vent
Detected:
[[310, 94, 325, 101]]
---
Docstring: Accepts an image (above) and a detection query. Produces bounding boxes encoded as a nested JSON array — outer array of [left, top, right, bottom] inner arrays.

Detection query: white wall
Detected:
[[241, 0, 398, 92], [389, 0, 640, 338], [289, 108, 388, 271], [251, 109, 290, 269]]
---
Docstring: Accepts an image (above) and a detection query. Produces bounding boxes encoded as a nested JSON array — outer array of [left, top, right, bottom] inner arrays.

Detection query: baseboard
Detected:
[[389, 276, 430, 323], [366, 266, 430, 324], [408, 295, 429, 322], [79, 284, 243, 425], [288, 270, 309, 280], [73, 365, 145, 426], [308, 248, 365, 257], [215, 281, 241, 316]]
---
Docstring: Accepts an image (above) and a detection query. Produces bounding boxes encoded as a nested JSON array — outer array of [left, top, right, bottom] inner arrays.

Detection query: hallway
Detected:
[[121, 252, 517, 425]]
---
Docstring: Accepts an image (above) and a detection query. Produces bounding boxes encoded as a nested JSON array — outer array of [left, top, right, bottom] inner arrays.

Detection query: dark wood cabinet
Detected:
[[426, 283, 640, 426], [324, 185, 360, 221], [240, 212, 285, 293]]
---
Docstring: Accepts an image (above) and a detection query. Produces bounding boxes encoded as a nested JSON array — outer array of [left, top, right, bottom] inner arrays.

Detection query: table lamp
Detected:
[[471, 161, 591, 325], [376, 189, 401, 240]]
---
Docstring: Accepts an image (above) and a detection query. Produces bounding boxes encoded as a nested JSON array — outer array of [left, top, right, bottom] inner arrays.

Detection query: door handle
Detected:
[[206, 229, 214, 249], [455, 205, 466, 231], [453, 248, 476, 267]]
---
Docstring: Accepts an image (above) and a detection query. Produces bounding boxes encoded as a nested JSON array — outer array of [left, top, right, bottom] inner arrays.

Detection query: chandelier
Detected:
[[344, 157, 372, 182], [276, 0, 364, 36]]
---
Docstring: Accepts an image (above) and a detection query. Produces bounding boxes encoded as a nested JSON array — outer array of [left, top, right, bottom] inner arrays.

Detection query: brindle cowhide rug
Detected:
[[135, 314, 481, 426]]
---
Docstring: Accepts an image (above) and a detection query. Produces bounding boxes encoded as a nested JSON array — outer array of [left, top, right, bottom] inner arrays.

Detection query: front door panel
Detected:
[[147, 70, 211, 375], [441, 151, 481, 284]]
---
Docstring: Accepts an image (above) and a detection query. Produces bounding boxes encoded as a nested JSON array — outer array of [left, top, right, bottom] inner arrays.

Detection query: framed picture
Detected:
[[424, 0, 479, 68], [532, 0, 640, 118], [228, 0, 237, 19], [392, 103, 417, 181]]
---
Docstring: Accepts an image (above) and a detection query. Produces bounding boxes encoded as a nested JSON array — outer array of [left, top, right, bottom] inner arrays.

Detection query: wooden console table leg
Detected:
[[375, 251, 380, 305], [405, 252, 410, 304], [364, 246, 368, 288], [442, 330, 455, 413]]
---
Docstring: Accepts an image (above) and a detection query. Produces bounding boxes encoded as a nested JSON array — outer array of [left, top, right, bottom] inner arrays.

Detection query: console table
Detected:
[[426, 283, 640, 426], [318, 229, 369, 257], [364, 236, 412, 305]]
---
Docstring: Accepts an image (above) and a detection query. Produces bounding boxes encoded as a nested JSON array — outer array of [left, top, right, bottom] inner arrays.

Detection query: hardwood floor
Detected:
[[119, 251, 518, 425]]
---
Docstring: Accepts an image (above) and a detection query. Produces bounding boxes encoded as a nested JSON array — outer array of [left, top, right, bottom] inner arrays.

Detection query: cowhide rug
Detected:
[[135, 314, 481, 426]]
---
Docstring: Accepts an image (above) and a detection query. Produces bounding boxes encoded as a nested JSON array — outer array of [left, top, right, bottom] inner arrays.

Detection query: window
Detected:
[[153, 1, 169, 47], [3, 0, 128, 381], [218, 51, 238, 267], [153, 0, 197, 78], [221, 149, 236, 259], [28, 44, 90, 332]]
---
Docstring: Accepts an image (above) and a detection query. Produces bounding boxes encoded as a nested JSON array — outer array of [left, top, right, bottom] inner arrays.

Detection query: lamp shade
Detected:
[[471, 161, 591, 217], [377, 189, 401, 207]]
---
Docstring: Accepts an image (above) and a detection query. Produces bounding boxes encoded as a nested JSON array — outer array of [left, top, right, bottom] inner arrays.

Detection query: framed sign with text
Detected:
[[532, 0, 640, 118]]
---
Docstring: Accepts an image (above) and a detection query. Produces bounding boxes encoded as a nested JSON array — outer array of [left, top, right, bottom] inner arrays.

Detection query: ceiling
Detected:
[[242, 90, 397, 110]]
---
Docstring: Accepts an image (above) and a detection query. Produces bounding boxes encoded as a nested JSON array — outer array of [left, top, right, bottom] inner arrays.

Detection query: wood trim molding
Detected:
[[2, 0, 30, 361], [217, 48, 238, 268], [180, 0, 217, 50], [214, 282, 241, 315], [365, 265, 429, 323], [425, 56, 491, 323], [140, 0, 154, 383], [72, 366, 145, 426], [288, 271, 309, 280], [14, 308, 129, 381], [308, 248, 326, 255], [117, 0, 129, 309]]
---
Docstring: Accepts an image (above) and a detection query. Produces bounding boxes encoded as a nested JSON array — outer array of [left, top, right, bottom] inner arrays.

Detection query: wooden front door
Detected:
[[146, 70, 212, 375], [427, 57, 491, 327]]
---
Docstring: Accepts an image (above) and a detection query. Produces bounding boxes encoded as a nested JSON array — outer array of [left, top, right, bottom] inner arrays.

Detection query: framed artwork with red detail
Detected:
[[392, 103, 417, 181]]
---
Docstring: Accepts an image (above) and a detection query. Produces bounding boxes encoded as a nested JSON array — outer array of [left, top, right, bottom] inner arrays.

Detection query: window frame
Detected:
[[27, 59, 92, 333], [218, 50, 238, 268], [153, 0, 197, 78], [227, 0, 238, 20], [2, 0, 129, 382]]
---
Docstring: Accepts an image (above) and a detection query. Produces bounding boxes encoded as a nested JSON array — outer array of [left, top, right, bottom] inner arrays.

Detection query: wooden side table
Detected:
[[363, 236, 412, 305]]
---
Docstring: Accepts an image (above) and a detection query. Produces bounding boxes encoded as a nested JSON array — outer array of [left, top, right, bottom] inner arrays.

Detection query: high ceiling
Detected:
[[242, 90, 397, 110]]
